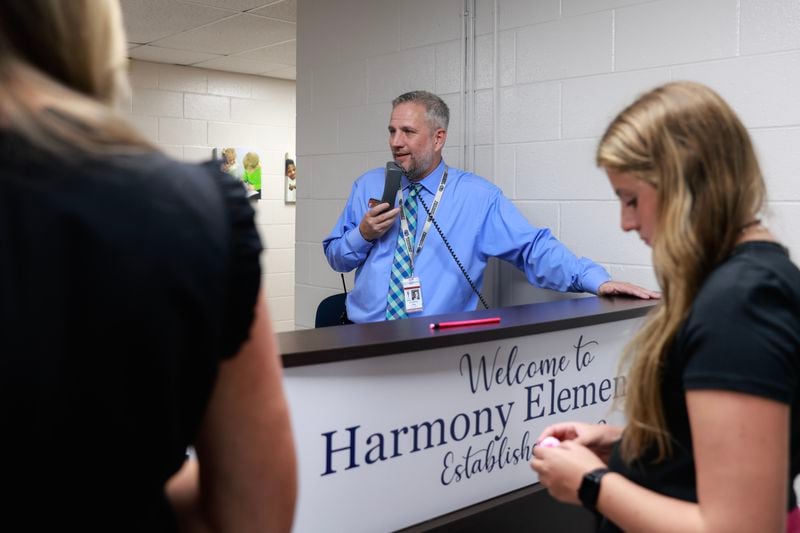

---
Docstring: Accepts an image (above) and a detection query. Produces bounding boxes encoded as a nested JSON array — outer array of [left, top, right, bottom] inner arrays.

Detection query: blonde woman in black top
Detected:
[[531, 82, 800, 532]]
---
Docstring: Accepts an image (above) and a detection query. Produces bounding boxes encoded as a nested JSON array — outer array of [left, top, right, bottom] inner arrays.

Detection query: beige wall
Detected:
[[122, 60, 297, 332]]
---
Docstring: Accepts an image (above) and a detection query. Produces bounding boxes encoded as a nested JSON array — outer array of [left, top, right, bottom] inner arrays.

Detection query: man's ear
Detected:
[[434, 128, 447, 151]]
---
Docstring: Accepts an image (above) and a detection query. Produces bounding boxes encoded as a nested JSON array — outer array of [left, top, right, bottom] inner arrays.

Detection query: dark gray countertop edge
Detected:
[[279, 296, 657, 368]]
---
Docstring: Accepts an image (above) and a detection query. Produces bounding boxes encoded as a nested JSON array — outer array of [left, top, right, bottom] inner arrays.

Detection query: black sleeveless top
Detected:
[[601, 242, 800, 531], [0, 132, 262, 531]]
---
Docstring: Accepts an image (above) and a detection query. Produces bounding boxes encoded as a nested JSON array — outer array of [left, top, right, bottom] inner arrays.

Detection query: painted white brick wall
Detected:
[[297, 0, 800, 327], [124, 60, 297, 332]]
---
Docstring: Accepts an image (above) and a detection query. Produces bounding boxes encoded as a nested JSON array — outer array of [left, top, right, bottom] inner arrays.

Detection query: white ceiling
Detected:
[[121, 0, 296, 80]]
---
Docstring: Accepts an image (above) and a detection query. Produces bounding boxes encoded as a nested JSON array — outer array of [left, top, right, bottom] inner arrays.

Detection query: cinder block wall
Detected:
[[296, 0, 800, 326], [123, 60, 297, 332]]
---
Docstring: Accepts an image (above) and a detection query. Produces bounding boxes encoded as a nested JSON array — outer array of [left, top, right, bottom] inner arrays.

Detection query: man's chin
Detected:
[[395, 163, 419, 179], [393, 158, 411, 171], [406, 169, 424, 181]]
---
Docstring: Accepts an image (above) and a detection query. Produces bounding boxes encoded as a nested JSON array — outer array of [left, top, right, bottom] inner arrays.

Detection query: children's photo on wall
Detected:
[[213, 147, 262, 201], [285, 153, 296, 204]]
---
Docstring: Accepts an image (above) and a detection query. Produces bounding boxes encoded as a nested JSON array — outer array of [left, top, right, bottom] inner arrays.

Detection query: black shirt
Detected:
[[601, 242, 800, 531], [0, 133, 262, 531]]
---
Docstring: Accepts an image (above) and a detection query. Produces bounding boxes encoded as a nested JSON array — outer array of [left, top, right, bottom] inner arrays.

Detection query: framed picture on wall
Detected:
[[212, 146, 263, 201], [285, 152, 296, 204]]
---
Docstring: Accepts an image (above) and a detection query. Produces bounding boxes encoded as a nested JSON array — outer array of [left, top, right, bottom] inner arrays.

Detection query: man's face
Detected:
[[388, 102, 446, 181]]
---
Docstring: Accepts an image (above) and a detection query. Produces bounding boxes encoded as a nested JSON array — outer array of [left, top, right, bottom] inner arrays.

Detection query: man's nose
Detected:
[[389, 132, 404, 147]]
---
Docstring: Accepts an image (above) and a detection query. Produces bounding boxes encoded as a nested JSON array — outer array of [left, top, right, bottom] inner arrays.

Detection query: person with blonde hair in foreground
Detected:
[[0, 1, 296, 531], [531, 81, 800, 532]]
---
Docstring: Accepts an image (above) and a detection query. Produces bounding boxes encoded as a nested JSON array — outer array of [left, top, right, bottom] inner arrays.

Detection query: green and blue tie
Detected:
[[386, 184, 420, 320]]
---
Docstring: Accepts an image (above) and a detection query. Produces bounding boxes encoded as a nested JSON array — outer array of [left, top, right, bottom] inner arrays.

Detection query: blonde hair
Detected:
[[597, 81, 765, 462], [223, 147, 237, 162], [243, 152, 260, 170], [0, 0, 149, 155]]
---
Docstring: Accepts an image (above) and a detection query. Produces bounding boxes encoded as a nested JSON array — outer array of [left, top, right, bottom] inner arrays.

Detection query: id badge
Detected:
[[402, 277, 423, 313]]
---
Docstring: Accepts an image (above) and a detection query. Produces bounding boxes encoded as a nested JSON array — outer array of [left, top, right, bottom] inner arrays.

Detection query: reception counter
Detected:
[[278, 296, 656, 532]]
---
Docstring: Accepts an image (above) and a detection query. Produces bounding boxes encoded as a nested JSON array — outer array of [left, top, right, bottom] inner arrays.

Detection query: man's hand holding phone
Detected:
[[359, 161, 405, 242], [359, 202, 400, 242]]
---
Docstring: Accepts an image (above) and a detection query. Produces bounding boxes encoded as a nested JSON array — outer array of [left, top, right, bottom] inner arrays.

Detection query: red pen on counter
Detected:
[[429, 317, 501, 330]]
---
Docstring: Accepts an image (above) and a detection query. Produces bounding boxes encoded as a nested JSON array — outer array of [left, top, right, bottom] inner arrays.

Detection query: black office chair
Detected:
[[315, 293, 348, 328]]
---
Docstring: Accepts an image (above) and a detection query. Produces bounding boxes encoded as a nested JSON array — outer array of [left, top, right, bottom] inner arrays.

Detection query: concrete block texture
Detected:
[[614, 0, 738, 71], [516, 11, 613, 83]]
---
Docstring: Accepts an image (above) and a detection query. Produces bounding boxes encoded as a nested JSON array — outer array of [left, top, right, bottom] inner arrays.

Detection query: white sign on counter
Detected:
[[284, 319, 640, 532]]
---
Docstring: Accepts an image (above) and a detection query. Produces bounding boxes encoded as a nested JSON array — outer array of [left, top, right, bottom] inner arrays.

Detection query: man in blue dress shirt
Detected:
[[323, 91, 658, 323]]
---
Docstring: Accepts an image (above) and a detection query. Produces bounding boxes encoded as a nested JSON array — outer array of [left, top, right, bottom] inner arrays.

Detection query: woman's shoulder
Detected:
[[97, 152, 251, 224], [694, 241, 800, 318]]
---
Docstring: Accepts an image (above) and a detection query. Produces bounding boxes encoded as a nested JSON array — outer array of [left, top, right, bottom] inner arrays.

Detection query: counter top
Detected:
[[278, 296, 656, 367]]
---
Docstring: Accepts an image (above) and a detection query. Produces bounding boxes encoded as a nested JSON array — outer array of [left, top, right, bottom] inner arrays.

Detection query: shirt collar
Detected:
[[402, 159, 446, 195]]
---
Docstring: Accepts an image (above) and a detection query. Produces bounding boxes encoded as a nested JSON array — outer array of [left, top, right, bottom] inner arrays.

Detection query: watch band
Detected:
[[578, 467, 611, 512]]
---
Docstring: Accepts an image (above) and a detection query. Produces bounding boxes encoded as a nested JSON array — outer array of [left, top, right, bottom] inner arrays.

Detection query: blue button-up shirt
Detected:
[[323, 161, 610, 323]]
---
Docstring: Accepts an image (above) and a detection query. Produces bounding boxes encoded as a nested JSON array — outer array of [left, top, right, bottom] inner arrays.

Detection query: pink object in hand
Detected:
[[539, 436, 561, 448]]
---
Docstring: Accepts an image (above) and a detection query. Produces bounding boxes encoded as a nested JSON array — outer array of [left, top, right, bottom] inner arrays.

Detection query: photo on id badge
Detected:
[[403, 277, 423, 313]]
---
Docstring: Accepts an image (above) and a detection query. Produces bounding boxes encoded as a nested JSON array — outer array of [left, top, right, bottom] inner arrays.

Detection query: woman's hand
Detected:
[[530, 440, 607, 505], [536, 421, 622, 463]]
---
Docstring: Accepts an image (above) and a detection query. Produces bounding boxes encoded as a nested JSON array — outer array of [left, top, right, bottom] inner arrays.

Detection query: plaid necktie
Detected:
[[386, 184, 420, 320]]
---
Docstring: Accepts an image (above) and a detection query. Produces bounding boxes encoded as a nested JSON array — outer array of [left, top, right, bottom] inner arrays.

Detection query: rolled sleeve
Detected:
[[579, 263, 612, 294], [345, 226, 374, 252]]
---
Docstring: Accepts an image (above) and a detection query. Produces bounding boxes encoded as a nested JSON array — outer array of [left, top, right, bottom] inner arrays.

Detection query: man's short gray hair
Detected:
[[392, 90, 450, 131]]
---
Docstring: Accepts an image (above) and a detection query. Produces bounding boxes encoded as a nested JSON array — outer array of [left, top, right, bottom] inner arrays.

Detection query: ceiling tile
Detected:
[[151, 13, 295, 55], [195, 56, 291, 75], [262, 66, 296, 80], [128, 45, 222, 65], [251, 0, 296, 22], [178, 0, 274, 11], [120, 0, 233, 43], [234, 40, 296, 65]]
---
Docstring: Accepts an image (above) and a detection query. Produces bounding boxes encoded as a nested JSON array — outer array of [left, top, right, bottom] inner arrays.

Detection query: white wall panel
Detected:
[[158, 117, 207, 145], [436, 40, 462, 94], [310, 153, 372, 200], [740, 0, 800, 56], [562, 0, 653, 17], [516, 11, 612, 83], [312, 60, 368, 111], [562, 69, 671, 139], [184, 93, 230, 121], [338, 103, 394, 153], [497, 0, 559, 31], [132, 88, 183, 117], [561, 201, 651, 265], [615, 0, 738, 71], [751, 128, 800, 201], [158, 64, 208, 93], [397, 0, 463, 49], [672, 52, 800, 129], [498, 83, 560, 143], [366, 47, 437, 104], [515, 139, 612, 200]]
